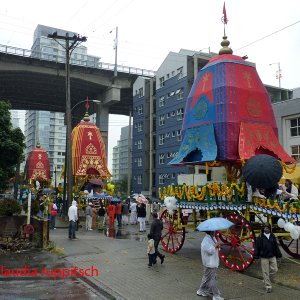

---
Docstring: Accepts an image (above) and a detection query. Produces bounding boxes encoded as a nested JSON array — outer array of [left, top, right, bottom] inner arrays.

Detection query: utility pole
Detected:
[[48, 31, 87, 216], [127, 111, 132, 196]]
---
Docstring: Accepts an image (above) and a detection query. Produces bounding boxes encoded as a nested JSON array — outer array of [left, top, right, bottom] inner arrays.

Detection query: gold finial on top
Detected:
[[83, 112, 90, 122], [219, 35, 233, 55]]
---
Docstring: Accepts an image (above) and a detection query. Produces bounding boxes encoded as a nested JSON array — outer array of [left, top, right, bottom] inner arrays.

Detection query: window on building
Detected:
[[167, 91, 175, 98], [166, 112, 170, 118], [139, 87, 144, 97], [137, 157, 142, 166], [177, 67, 183, 79], [177, 130, 182, 141], [159, 175, 165, 185], [159, 76, 165, 88], [291, 145, 300, 161], [176, 88, 184, 100], [172, 131, 176, 137], [177, 108, 184, 121], [159, 96, 165, 107], [290, 118, 300, 136], [171, 111, 175, 117], [138, 105, 143, 115], [138, 140, 142, 149], [159, 115, 165, 126], [137, 175, 142, 184], [137, 122, 143, 132], [159, 153, 165, 164], [159, 134, 165, 145]]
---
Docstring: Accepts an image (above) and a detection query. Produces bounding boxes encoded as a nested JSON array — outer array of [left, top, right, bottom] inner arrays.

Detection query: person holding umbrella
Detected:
[[196, 217, 232, 300], [196, 231, 223, 300]]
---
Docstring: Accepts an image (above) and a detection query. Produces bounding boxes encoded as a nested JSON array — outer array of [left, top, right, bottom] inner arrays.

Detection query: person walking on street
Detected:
[[147, 233, 156, 267], [196, 231, 224, 300], [137, 203, 146, 232], [116, 202, 122, 227], [86, 203, 93, 230], [68, 200, 78, 240], [108, 202, 116, 227], [49, 199, 58, 230], [150, 212, 165, 264], [130, 201, 137, 225], [97, 204, 106, 230], [122, 200, 129, 225], [254, 223, 282, 293]]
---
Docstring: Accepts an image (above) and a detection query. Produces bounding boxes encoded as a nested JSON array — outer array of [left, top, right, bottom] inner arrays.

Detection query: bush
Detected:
[[23, 199, 40, 215], [0, 198, 21, 216]]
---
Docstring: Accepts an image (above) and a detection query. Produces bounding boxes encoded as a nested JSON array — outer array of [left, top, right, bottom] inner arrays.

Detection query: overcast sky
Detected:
[[1, 0, 300, 168]]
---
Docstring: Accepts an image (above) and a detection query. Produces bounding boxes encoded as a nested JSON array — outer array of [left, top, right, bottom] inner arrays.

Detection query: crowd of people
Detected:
[[67, 196, 165, 268]]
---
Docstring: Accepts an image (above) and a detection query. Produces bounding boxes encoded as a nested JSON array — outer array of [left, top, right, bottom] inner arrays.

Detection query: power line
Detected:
[[235, 20, 300, 52]]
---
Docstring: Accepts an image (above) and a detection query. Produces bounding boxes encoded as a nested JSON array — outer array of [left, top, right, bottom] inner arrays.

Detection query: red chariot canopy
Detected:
[[25, 144, 51, 181], [72, 112, 111, 178]]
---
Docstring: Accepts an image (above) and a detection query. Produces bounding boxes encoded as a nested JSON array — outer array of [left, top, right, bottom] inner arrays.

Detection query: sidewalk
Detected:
[[49, 218, 300, 300]]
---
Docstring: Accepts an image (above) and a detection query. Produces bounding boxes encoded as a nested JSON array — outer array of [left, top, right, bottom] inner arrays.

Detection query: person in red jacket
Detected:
[[108, 202, 116, 227], [50, 199, 58, 229]]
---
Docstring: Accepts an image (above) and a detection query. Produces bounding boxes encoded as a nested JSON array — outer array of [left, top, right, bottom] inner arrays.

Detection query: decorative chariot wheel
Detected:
[[215, 214, 255, 271], [278, 237, 300, 259], [160, 209, 185, 253]]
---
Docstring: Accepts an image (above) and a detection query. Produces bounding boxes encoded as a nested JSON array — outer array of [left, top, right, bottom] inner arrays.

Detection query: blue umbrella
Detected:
[[197, 217, 234, 232]]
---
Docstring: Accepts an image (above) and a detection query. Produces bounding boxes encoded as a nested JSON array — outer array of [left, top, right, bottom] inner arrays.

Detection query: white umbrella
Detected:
[[197, 217, 234, 232]]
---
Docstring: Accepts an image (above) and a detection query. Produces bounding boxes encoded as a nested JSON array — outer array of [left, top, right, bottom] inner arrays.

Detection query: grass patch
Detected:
[[47, 241, 65, 257]]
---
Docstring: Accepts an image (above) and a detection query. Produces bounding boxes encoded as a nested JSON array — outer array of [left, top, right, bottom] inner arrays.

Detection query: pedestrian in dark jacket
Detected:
[[150, 212, 165, 264], [254, 223, 282, 293]]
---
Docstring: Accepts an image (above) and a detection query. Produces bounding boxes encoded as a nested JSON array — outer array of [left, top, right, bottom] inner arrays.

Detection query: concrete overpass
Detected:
[[0, 44, 155, 147]]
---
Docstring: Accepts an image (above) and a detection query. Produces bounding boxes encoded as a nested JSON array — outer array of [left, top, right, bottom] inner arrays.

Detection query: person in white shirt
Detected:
[[196, 231, 224, 300], [68, 200, 78, 240], [130, 202, 137, 225]]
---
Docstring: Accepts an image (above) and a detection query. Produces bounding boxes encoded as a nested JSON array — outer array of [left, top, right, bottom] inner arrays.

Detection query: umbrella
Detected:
[[197, 217, 234, 232], [132, 194, 148, 204], [42, 188, 53, 194], [110, 198, 122, 203], [89, 178, 104, 186], [242, 154, 283, 189]]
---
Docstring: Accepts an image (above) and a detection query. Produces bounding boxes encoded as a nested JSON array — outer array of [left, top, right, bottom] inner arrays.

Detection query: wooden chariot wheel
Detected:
[[160, 209, 185, 253], [278, 237, 300, 259], [215, 214, 255, 271]]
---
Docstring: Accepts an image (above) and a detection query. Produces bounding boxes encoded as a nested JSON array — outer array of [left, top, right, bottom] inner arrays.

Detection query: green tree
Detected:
[[0, 101, 26, 192]]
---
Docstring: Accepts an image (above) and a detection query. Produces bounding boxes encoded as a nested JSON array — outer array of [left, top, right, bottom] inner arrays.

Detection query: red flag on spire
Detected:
[[85, 96, 89, 111], [222, 2, 228, 24]]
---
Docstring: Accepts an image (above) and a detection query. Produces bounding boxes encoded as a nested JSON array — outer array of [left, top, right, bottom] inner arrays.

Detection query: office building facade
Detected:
[[112, 125, 132, 182], [24, 25, 101, 186]]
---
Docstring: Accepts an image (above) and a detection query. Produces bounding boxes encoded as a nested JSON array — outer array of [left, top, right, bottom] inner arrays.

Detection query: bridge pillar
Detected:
[[96, 102, 109, 158], [96, 86, 121, 161]]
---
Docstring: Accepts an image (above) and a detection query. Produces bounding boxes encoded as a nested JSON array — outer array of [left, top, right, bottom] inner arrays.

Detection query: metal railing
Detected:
[[0, 43, 156, 78]]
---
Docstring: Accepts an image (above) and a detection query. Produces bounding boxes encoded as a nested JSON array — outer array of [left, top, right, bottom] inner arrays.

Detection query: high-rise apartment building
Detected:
[[112, 125, 132, 182], [24, 25, 100, 186], [132, 50, 215, 197]]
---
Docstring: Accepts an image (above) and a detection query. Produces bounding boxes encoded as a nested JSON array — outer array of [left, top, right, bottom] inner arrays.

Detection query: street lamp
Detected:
[[62, 98, 101, 216], [110, 26, 118, 77], [269, 62, 282, 88]]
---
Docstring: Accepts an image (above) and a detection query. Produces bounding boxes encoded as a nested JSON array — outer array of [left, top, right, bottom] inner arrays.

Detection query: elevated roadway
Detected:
[[0, 44, 155, 147]]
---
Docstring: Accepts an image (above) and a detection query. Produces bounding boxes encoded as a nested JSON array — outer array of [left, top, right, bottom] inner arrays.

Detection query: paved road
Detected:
[[47, 219, 300, 300]]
